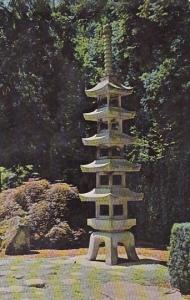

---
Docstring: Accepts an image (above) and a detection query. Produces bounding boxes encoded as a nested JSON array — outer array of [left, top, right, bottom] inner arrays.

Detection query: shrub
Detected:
[[168, 223, 190, 294], [0, 190, 26, 221], [45, 183, 86, 227], [73, 228, 89, 247], [29, 200, 51, 242], [0, 179, 87, 249], [13, 179, 50, 210], [45, 222, 74, 249], [45, 183, 75, 223]]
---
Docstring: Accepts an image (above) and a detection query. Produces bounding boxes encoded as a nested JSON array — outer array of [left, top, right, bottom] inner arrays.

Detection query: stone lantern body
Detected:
[[79, 24, 143, 265]]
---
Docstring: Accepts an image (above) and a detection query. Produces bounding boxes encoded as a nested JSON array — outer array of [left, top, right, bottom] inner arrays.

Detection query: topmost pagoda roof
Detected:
[[86, 24, 133, 98], [85, 76, 133, 98]]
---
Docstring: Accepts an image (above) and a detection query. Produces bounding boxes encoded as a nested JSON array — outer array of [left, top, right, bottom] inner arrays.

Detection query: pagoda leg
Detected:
[[86, 231, 139, 264], [122, 231, 139, 262], [105, 235, 118, 265], [87, 232, 102, 261]]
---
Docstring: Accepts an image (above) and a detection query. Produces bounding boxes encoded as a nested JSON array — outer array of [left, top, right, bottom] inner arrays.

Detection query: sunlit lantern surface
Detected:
[[79, 24, 143, 265]]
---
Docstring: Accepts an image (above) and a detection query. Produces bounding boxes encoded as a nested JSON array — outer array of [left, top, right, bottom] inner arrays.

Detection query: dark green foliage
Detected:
[[0, 0, 190, 243], [168, 223, 190, 294], [0, 0, 90, 185], [0, 165, 35, 191], [74, 0, 190, 243]]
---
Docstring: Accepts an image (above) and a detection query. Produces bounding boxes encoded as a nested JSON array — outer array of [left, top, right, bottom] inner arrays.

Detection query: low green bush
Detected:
[[168, 223, 190, 294]]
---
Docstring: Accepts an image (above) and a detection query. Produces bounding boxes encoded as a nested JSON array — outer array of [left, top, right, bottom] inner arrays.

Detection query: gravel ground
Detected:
[[0, 252, 183, 300]]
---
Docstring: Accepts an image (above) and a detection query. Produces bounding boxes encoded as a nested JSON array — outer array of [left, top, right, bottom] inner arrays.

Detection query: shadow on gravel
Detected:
[[17, 250, 40, 255], [94, 257, 167, 267], [118, 257, 167, 266]]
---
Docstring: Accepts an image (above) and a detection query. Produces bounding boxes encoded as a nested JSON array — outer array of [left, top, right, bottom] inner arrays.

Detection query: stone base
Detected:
[[87, 231, 139, 265]]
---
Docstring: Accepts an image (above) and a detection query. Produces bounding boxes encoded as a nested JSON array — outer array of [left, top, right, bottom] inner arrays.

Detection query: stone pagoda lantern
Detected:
[[79, 24, 143, 265]]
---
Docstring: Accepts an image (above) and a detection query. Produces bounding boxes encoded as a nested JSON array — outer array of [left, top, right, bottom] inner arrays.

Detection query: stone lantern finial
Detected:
[[103, 24, 113, 76]]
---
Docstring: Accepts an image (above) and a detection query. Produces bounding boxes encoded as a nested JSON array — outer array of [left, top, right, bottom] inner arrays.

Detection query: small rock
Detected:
[[12, 274, 24, 279], [24, 279, 46, 288]]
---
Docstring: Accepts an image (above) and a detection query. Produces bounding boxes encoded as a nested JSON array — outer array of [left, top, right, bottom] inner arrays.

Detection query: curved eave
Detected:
[[82, 130, 137, 147], [81, 159, 141, 173], [79, 188, 143, 202], [79, 190, 111, 202], [85, 79, 133, 98], [83, 107, 136, 122]]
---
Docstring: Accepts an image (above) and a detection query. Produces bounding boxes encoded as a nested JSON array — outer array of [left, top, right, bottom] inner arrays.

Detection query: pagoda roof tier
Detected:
[[81, 159, 141, 173], [87, 218, 136, 231], [85, 77, 133, 98], [82, 130, 137, 147], [83, 106, 136, 122], [79, 187, 143, 202]]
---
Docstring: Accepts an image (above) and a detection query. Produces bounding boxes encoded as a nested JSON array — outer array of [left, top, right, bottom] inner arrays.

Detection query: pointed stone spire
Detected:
[[103, 24, 113, 76]]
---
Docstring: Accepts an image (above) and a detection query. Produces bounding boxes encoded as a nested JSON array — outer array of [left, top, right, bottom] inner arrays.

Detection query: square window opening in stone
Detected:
[[111, 119, 119, 130], [113, 204, 123, 216], [99, 148, 109, 157], [99, 120, 108, 131], [100, 205, 109, 216], [98, 97, 107, 107], [112, 175, 122, 185], [110, 97, 118, 107], [100, 175, 109, 185], [111, 147, 121, 157]]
